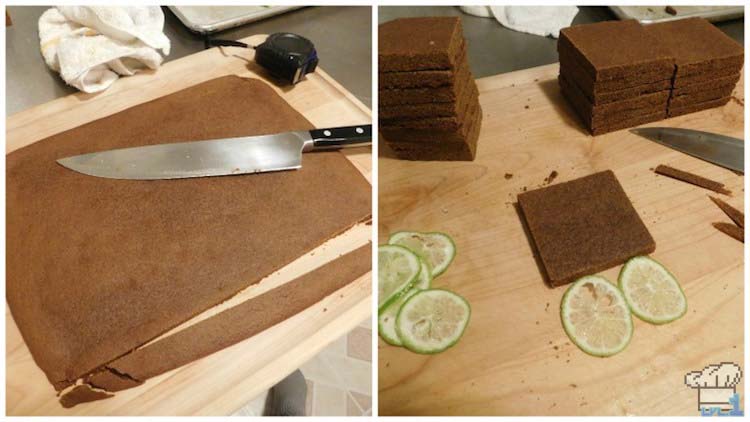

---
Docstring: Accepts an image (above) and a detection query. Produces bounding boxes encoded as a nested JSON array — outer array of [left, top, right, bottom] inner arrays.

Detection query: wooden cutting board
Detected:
[[378, 63, 744, 416], [6, 34, 372, 416]]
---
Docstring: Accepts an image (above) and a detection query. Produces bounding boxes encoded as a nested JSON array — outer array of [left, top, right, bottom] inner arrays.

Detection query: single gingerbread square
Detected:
[[518, 170, 655, 286], [643, 17, 744, 78], [559, 20, 674, 81], [379, 17, 465, 72]]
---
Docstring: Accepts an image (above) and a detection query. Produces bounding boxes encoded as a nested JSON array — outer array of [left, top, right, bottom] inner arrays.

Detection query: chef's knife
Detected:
[[57, 124, 371, 180], [630, 127, 743, 173]]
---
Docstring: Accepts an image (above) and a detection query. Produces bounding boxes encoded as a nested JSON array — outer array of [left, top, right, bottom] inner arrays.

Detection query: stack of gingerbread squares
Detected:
[[558, 20, 675, 136], [558, 18, 743, 136], [379, 17, 482, 161], [645, 17, 743, 118]]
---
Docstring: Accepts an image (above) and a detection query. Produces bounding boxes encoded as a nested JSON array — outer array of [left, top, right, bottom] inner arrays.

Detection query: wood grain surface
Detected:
[[378, 63, 744, 416], [6, 34, 372, 416]]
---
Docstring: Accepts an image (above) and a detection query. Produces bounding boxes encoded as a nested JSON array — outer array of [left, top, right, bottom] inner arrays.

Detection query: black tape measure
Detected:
[[205, 33, 318, 85]]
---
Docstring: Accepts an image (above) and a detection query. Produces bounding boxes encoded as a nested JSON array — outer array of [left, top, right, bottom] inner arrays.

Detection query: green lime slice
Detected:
[[395, 289, 470, 354], [378, 244, 421, 312], [618, 256, 687, 324], [561, 275, 633, 357], [388, 231, 456, 277], [378, 259, 432, 346]]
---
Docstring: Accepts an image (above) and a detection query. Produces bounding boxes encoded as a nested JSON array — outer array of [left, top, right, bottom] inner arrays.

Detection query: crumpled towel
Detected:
[[460, 6, 579, 38], [39, 6, 171, 93]]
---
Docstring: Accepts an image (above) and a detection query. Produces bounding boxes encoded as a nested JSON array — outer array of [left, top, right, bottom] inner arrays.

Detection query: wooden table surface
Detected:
[[6, 34, 372, 416], [378, 63, 744, 416]]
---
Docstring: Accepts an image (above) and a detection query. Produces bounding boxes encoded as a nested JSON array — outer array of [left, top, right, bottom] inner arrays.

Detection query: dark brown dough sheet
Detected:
[[671, 73, 740, 96], [669, 84, 735, 108], [379, 72, 477, 119], [380, 91, 479, 131], [559, 74, 669, 118], [668, 96, 731, 118], [385, 106, 483, 161], [62, 244, 372, 404], [673, 65, 743, 88], [558, 20, 674, 81], [379, 17, 465, 72], [379, 46, 468, 89], [559, 49, 671, 97], [517, 170, 656, 287], [7, 76, 372, 393], [559, 75, 665, 132], [565, 76, 671, 105], [380, 99, 483, 144], [589, 112, 666, 136], [643, 17, 744, 77], [379, 62, 472, 106]]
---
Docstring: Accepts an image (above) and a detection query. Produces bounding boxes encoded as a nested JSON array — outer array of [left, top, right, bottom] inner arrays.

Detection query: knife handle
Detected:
[[307, 125, 372, 151]]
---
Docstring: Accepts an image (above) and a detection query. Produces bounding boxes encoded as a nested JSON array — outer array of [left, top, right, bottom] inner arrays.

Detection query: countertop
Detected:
[[5, 6, 372, 116], [379, 6, 744, 79]]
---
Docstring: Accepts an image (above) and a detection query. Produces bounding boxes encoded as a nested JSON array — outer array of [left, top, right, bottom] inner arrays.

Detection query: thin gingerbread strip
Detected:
[[709, 196, 744, 228], [712, 222, 744, 243], [79, 244, 372, 395], [654, 165, 731, 195]]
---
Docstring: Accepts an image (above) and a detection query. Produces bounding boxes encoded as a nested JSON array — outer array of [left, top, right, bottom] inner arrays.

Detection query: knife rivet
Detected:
[[324, 130, 331, 136], [355, 127, 364, 134]]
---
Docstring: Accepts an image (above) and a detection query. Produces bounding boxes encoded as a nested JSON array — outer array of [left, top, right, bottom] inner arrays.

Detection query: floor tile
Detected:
[[300, 354, 344, 388], [347, 326, 372, 362], [349, 390, 372, 413], [326, 354, 372, 395], [312, 383, 347, 416]]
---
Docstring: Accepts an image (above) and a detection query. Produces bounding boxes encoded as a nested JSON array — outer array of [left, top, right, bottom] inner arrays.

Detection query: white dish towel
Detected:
[[460, 6, 579, 38], [39, 6, 171, 93]]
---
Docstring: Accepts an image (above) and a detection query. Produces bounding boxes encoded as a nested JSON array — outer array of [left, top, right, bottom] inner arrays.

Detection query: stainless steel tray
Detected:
[[168, 6, 303, 34], [609, 6, 744, 24]]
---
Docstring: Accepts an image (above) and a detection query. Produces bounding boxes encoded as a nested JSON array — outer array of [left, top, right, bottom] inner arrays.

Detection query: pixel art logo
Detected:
[[685, 362, 743, 416]]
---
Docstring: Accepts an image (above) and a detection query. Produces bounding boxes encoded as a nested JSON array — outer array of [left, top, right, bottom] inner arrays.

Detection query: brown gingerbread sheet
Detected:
[[7, 76, 372, 393]]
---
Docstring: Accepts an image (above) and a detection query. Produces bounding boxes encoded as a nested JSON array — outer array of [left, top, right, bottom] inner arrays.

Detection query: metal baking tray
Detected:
[[609, 6, 744, 24], [168, 6, 303, 34]]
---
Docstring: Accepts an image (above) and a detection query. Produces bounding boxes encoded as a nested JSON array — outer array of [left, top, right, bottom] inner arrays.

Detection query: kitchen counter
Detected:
[[379, 6, 744, 79], [5, 6, 372, 116]]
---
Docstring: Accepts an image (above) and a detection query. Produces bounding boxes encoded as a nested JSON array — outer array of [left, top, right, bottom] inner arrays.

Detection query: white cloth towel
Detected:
[[39, 6, 170, 93], [460, 6, 579, 38]]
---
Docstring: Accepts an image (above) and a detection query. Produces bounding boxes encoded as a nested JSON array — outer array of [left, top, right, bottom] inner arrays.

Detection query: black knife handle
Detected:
[[309, 125, 372, 150]]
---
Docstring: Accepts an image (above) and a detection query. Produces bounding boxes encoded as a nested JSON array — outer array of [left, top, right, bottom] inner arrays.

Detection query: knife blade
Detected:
[[57, 124, 371, 180], [630, 127, 743, 173]]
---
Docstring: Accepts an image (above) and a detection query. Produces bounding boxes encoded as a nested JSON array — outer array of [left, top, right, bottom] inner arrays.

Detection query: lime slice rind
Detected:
[[395, 289, 471, 354], [388, 231, 456, 277], [618, 256, 687, 325], [378, 244, 421, 312], [561, 275, 633, 357], [378, 259, 432, 346]]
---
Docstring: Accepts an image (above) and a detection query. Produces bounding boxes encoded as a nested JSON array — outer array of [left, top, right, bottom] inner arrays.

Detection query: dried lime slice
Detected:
[[561, 275, 633, 357], [388, 231, 456, 277], [378, 259, 432, 346], [619, 256, 687, 324], [395, 289, 470, 354], [378, 244, 421, 312]]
